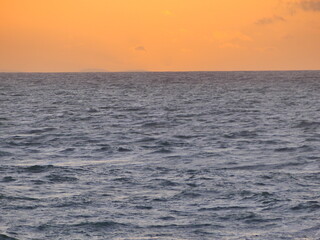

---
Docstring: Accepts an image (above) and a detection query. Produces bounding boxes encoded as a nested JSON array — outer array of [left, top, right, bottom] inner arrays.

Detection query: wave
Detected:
[[147, 223, 212, 229], [223, 130, 259, 139], [25, 127, 57, 134], [0, 233, 19, 240], [0, 151, 13, 157], [221, 161, 306, 171], [291, 201, 320, 211], [46, 174, 78, 183], [1, 176, 16, 182], [295, 120, 320, 130], [22, 165, 55, 173], [199, 206, 248, 211], [74, 220, 131, 229]]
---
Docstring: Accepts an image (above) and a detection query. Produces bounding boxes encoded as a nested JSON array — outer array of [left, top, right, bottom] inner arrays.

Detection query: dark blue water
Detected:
[[0, 71, 319, 240]]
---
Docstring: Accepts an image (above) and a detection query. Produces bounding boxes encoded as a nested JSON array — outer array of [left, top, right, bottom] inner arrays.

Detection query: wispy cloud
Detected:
[[287, 0, 320, 13], [296, 0, 320, 11], [255, 15, 286, 26], [135, 46, 146, 51]]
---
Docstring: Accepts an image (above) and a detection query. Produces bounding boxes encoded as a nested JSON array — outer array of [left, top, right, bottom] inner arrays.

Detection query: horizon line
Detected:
[[0, 69, 319, 74]]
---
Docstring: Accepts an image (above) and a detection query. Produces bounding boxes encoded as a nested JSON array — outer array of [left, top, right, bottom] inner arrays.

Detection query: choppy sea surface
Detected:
[[0, 71, 320, 240]]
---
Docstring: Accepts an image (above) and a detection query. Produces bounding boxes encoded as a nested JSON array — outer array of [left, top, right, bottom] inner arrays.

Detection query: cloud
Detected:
[[286, 0, 320, 13], [296, 0, 320, 11], [135, 46, 146, 51], [255, 15, 286, 25]]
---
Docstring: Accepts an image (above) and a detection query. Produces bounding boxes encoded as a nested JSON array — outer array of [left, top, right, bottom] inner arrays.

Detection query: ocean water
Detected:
[[0, 71, 319, 240]]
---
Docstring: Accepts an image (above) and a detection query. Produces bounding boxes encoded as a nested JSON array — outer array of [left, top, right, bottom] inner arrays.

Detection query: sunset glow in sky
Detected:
[[1, 0, 320, 72]]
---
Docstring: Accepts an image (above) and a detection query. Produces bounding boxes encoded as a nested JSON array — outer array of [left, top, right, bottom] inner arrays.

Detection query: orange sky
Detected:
[[1, 0, 320, 72]]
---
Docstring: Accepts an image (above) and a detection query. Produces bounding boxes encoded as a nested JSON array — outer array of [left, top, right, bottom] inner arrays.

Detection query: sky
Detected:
[[0, 0, 320, 72]]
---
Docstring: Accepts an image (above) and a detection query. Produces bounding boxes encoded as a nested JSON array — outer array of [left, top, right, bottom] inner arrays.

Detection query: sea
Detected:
[[0, 71, 319, 240]]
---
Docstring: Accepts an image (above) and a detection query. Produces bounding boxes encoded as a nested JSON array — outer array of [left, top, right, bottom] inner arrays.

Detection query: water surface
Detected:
[[0, 71, 320, 239]]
